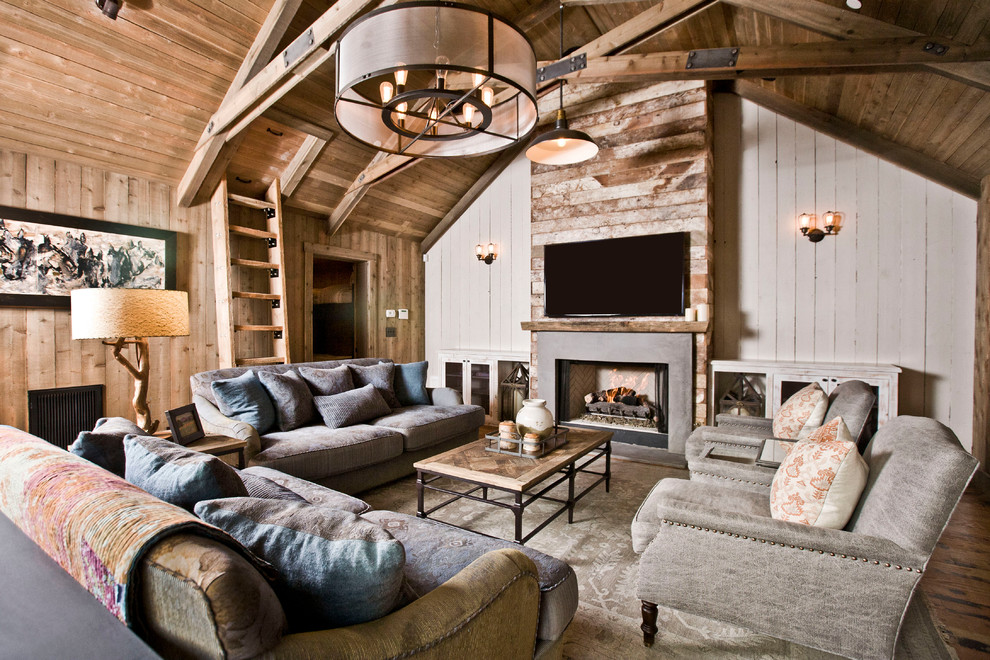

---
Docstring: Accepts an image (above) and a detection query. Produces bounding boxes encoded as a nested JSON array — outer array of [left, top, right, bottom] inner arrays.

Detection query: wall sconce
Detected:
[[799, 211, 842, 243], [476, 243, 497, 265]]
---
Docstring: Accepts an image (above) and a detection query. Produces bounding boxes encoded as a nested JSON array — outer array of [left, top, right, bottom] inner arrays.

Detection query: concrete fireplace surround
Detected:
[[536, 331, 694, 454]]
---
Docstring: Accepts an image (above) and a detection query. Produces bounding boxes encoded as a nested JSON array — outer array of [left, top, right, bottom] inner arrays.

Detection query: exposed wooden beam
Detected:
[[514, 0, 560, 31], [568, 38, 990, 84], [720, 0, 990, 92], [178, 0, 380, 207], [421, 141, 529, 253], [263, 108, 336, 143], [580, 0, 717, 58], [327, 151, 416, 236], [176, 0, 305, 208], [732, 80, 980, 199], [281, 135, 330, 197], [975, 174, 990, 471]]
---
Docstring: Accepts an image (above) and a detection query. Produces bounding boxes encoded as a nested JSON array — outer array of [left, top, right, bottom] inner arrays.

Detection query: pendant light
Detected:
[[526, 4, 599, 166]]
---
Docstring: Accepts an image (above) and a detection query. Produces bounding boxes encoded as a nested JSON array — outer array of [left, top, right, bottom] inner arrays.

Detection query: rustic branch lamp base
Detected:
[[105, 337, 157, 434]]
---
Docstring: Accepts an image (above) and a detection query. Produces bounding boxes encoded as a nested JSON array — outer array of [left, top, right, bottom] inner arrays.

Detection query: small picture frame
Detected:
[[165, 404, 205, 446]]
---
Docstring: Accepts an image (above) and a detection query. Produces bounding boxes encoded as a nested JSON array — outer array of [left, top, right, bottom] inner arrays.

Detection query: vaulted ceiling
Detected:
[[1, 0, 988, 244]]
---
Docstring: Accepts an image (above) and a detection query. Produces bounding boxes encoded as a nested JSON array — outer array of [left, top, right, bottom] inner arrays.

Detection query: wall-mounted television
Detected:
[[544, 233, 687, 317]]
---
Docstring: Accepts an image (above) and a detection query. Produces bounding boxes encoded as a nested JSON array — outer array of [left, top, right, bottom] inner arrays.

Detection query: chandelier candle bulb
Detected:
[[380, 81, 394, 104]]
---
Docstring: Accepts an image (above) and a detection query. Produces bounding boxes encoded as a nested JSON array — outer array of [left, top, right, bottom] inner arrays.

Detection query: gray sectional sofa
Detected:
[[191, 358, 485, 494]]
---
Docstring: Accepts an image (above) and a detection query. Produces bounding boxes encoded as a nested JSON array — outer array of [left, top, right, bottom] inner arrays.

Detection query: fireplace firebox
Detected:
[[557, 360, 668, 438]]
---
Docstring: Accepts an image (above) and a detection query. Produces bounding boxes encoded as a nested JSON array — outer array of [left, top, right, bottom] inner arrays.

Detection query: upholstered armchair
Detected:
[[685, 379, 877, 494], [634, 416, 977, 660]]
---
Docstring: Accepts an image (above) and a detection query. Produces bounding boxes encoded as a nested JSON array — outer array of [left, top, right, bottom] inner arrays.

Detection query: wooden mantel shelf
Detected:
[[521, 319, 709, 333]]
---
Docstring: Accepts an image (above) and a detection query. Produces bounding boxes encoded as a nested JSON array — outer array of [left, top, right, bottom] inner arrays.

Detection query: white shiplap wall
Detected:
[[424, 154, 531, 386], [714, 95, 978, 449]]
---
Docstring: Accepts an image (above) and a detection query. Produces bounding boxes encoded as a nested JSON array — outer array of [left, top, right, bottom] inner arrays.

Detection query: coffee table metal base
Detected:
[[416, 441, 611, 545]]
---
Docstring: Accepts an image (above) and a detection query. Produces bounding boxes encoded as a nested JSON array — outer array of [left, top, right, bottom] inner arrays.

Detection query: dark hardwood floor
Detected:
[[920, 475, 990, 658]]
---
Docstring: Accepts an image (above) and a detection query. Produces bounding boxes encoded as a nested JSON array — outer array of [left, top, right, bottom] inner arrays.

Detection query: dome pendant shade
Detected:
[[526, 111, 599, 165], [334, 2, 538, 158]]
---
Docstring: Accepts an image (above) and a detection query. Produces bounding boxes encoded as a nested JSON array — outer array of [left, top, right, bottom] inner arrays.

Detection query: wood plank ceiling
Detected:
[[0, 0, 987, 242]]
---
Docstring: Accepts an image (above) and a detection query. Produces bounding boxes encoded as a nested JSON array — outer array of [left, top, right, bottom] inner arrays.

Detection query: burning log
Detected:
[[584, 387, 658, 422]]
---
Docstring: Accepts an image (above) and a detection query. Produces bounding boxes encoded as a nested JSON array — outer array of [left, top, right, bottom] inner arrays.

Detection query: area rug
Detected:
[[361, 455, 955, 659]]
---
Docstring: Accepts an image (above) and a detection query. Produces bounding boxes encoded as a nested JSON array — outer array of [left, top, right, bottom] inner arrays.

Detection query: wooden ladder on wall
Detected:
[[210, 176, 292, 368]]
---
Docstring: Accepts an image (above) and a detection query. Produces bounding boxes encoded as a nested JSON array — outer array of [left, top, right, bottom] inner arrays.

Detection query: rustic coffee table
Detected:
[[414, 427, 612, 544]]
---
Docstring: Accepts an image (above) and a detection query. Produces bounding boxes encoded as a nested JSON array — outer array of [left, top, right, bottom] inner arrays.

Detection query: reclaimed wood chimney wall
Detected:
[[529, 80, 715, 426]]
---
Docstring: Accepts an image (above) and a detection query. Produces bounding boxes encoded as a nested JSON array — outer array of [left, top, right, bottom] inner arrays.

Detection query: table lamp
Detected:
[[71, 288, 190, 434]]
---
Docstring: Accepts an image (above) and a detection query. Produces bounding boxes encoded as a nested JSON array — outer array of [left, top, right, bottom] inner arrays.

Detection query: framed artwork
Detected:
[[0, 204, 176, 308], [165, 404, 205, 446]]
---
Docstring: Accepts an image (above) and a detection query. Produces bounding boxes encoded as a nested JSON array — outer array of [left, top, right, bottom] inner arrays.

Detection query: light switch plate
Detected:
[[398, 309, 409, 320], [385, 327, 397, 337], [385, 309, 396, 318]]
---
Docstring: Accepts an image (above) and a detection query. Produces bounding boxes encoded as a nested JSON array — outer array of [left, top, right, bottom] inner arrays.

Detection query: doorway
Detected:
[[304, 243, 379, 361], [313, 259, 355, 359]]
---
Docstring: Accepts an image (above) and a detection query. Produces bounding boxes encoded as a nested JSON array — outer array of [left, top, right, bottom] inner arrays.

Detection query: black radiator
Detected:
[[28, 384, 105, 450]]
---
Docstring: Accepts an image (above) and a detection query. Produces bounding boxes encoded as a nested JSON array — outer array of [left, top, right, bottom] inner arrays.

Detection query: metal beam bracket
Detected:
[[274, 330, 283, 339], [267, 237, 277, 248], [269, 268, 280, 278], [271, 299, 280, 309], [537, 53, 588, 83], [924, 42, 949, 56], [686, 47, 739, 69], [283, 29, 315, 68]]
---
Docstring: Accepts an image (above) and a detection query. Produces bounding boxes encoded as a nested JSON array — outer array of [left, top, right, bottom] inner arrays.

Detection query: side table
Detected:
[[154, 431, 247, 468]]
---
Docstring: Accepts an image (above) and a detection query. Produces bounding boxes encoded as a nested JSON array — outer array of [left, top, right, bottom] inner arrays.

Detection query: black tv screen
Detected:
[[544, 233, 687, 317]]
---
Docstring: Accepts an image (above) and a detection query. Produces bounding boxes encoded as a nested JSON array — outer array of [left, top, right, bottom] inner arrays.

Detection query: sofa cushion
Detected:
[[190, 359, 386, 407], [256, 370, 315, 432], [371, 404, 486, 452], [298, 365, 354, 397], [770, 417, 869, 529], [393, 361, 431, 406], [253, 425, 404, 481], [124, 435, 248, 511], [195, 498, 405, 632], [69, 416, 145, 477], [313, 385, 391, 429], [239, 471, 307, 502], [362, 511, 577, 642], [211, 371, 276, 435], [240, 466, 371, 514], [349, 362, 401, 408], [772, 382, 828, 440]]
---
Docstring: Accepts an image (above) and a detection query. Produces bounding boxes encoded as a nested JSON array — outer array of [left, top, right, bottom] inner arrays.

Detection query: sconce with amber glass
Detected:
[[799, 211, 842, 243]]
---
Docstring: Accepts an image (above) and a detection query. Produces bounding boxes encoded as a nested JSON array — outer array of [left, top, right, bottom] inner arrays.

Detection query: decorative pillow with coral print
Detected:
[[772, 382, 828, 440], [769, 417, 869, 529]]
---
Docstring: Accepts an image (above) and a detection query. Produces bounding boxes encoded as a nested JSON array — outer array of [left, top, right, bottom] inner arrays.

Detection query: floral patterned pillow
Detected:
[[772, 382, 828, 439], [769, 417, 869, 529]]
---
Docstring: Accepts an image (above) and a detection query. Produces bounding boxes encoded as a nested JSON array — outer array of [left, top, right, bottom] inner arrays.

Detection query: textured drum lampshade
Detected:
[[71, 288, 190, 433]]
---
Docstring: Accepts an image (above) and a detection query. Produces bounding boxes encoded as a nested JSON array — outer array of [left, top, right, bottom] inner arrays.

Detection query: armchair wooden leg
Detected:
[[641, 600, 659, 647]]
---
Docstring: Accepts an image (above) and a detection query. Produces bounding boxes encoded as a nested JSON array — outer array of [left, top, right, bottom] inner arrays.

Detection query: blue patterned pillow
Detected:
[[394, 361, 431, 406], [194, 497, 405, 631], [211, 371, 276, 434], [124, 434, 248, 511]]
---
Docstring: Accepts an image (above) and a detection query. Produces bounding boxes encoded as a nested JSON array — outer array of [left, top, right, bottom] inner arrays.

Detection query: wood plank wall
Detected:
[[281, 210, 425, 365], [713, 95, 978, 450], [0, 147, 217, 430], [424, 155, 531, 386], [529, 80, 714, 426], [0, 146, 424, 432]]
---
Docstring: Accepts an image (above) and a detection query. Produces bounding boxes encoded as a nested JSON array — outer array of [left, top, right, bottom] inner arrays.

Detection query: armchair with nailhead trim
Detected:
[[633, 416, 977, 660], [684, 380, 877, 495]]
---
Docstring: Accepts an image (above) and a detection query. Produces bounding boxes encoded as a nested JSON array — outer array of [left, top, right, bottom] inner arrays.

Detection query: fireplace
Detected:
[[557, 360, 668, 435], [535, 332, 693, 452]]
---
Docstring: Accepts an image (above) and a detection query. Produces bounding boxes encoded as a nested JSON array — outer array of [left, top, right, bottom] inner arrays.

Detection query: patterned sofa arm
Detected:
[[193, 394, 262, 461], [259, 548, 541, 659], [429, 386, 464, 407]]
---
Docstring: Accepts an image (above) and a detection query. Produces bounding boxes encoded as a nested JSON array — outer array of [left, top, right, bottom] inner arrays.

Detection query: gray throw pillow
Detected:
[[313, 385, 391, 429], [239, 471, 307, 502], [69, 417, 145, 477], [257, 369, 315, 432], [211, 371, 276, 434], [393, 361, 431, 406], [124, 434, 248, 511], [194, 497, 405, 631], [348, 362, 401, 408], [298, 365, 355, 397]]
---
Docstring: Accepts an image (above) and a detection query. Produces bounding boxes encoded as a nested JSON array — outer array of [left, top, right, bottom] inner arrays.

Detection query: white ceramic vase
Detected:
[[515, 399, 554, 440]]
